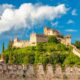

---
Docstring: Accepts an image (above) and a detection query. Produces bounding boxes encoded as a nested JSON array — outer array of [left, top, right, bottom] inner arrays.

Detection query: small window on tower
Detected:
[[32, 42, 35, 44]]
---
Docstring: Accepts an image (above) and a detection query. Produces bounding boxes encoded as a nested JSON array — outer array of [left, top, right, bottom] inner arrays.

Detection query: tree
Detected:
[[37, 43, 46, 52], [8, 40, 13, 64], [2, 42, 5, 52], [48, 36, 59, 43], [74, 41, 80, 49], [23, 56, 29, 64], [8, 52, 14, 64], [28, 53, 35, 64], [8, 40, 13, 50], [63, 53, 80, 67]]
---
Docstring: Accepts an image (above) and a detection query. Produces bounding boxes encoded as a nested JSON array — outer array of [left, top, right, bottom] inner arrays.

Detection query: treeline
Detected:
[[2, 36, 80, 67]]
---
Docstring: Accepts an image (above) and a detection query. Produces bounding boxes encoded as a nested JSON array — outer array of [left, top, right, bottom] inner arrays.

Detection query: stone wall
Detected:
[[44, 27, 60, 36], [60, 35, 71, 46], [13, 38, 30, 48], [30, 33, 48, 46], [0, 64, 80, 80]]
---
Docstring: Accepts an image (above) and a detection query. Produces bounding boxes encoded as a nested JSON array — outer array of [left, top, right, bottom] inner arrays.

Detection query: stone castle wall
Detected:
[[0, 64, 80, 80], [12, 38, 30, 48], [12, 27, 71, 48], [44, 27, 60, 36], [30, 33, 48, 46]]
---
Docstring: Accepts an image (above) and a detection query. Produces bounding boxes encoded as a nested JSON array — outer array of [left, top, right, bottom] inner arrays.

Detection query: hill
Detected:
[[3, 36, 80, 67]]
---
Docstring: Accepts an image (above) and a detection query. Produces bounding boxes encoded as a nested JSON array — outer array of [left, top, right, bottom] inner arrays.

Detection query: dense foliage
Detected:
[[3, 36, 80, 67], [74, 41, 80, 49]]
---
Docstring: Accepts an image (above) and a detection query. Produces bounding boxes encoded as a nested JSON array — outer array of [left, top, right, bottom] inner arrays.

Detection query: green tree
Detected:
[[2, 42, 5, 52], [37, 43, 46, 52], [8, 52, 13, 64], [48, 36, 59, 43], [8, 40, 13, 64], [23, 56, 29, 64], [74, 41, 80, 49], [63, 53, 80, 67], [28, 53, 35, 64], [8, 40, 13, 50]]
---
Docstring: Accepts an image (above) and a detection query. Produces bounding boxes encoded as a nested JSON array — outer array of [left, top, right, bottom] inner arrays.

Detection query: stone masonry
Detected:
[[0, 64, 80, 80]]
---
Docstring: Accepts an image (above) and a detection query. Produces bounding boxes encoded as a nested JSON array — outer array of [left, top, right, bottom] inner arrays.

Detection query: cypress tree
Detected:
[[2, 42, 5, 52]]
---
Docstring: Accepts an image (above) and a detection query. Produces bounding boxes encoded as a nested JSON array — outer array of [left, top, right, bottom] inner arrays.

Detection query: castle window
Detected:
[[32, 42, 35, 44]]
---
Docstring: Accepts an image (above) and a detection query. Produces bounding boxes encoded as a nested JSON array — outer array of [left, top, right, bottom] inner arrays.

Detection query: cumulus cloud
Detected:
[[72, 9, 77, 16], [65, 29, 77, 32], [0, 4, 14, 14], [0, 3, 67, 33], [67, 19, 74, 24]]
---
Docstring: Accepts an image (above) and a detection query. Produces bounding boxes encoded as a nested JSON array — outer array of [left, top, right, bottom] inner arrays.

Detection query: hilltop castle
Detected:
[[12, 27, 71, 48]]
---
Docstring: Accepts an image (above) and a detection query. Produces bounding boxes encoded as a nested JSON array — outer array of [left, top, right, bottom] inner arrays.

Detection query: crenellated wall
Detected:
[[12, 27, 71, 48], [0, 64, 80, 80]]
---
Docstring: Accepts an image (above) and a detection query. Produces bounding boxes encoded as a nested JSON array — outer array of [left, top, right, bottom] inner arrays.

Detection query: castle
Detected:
[[12, 27, 71, 48], [44, 27, 60, 36]]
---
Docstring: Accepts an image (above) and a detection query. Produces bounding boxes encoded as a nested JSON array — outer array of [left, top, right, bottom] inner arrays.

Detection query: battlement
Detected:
[[13, 38, 30, 48], [12, 27, 71, 48], [0, 64, 79, 80], [44, 27, 60, 36], [61, 35, 71, 46], [30, 33, 48, 46]]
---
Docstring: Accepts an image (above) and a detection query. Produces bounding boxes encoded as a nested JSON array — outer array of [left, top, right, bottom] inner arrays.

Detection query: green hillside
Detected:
[[3, 36, 80, 67]]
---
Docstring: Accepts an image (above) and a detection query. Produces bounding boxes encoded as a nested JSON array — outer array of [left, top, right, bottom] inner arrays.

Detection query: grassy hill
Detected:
[[3, 36, 80, 67]]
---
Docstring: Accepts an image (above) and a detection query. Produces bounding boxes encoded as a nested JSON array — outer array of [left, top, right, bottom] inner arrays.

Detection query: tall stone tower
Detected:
[[14, 37, 18, 42], [65, 35, 71, 45], [30, 33, 48, 46], [30, 33, 37, 46], [61, 35, 71, 46], [44, 27, 60, 36]]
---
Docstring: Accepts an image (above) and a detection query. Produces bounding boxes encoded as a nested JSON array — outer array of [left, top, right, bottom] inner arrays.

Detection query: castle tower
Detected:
[[44, 27, 50, 35], [30, 33, 37, 46], [65, 35, 71, 46], [61, 35, 71, 46], [14, 37, 18, 42], [30, 33, 48, 46], [0, 53, 5, 64], [44, 27, 60, 36]]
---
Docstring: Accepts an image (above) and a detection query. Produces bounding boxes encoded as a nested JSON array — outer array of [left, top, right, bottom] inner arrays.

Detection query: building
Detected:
[[12, 27, 71, 48], [59, 35, 71, 46], [13, 37, 30, 48], [13, 33, 48, 47], [30, 33, 48, 46], [44, 27, 60, 36]]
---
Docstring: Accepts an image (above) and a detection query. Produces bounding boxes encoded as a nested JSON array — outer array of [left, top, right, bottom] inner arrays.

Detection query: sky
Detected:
[[0, 0, 80, 52]]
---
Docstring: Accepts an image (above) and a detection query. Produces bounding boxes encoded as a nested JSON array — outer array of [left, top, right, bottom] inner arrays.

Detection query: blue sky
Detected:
[[0, 0, 80, 52]]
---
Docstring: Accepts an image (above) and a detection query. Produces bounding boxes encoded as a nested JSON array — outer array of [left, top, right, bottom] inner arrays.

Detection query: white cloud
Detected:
[[0, 3, 67, 33], [65, 29, 77, 32], [72, 9, 77, 16], [0, 4, 14, 15], [67, 19, 74, 24], [51, 21, 58, 26]]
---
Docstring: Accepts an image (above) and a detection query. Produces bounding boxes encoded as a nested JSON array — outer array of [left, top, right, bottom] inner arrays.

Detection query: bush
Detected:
[[48, 36, 59, 43], [74, 41, 80, 49]]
